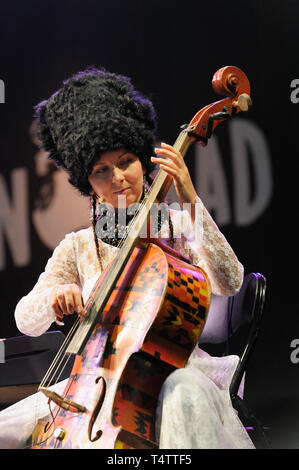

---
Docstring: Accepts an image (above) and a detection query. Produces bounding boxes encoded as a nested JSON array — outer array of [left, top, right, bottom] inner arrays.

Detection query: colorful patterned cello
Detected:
[[30, 66, 252, 449]]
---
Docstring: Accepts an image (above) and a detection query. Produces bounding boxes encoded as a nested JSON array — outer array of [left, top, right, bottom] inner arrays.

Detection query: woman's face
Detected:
[[88, 148, 145, 208]]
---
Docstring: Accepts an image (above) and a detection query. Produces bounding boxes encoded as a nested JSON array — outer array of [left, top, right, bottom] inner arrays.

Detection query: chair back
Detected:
[[229, 272, 266, 399], [199, 272, 266, 349]]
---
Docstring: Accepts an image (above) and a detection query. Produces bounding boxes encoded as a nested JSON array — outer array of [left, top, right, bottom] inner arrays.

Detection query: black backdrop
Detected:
[[0, 0, 298, 449]]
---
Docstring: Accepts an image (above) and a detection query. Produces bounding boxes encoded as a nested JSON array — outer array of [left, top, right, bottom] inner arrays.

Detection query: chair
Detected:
[[0, 331, 73, 410], [199, 272, 269, 448]]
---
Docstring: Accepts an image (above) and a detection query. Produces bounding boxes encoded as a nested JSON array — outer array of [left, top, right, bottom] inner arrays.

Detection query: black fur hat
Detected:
[[34, 67, 157, 196]]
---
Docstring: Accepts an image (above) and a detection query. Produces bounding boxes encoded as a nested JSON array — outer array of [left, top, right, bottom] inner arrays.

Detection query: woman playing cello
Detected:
[[0, 67, 254, 449]]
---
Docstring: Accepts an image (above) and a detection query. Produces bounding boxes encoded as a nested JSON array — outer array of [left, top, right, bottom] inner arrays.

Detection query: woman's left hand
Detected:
[[151, 142, 197, 205]]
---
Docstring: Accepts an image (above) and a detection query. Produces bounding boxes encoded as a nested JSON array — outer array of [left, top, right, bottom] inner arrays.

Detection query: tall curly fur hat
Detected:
[[34, 67, 157, 196]]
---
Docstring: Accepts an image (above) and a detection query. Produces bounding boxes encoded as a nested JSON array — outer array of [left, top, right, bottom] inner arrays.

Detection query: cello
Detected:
[[30, 65, 252, 449]]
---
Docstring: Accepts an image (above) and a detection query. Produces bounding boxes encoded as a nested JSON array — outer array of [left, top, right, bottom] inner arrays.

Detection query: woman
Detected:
[[1, 67, 254, 449]]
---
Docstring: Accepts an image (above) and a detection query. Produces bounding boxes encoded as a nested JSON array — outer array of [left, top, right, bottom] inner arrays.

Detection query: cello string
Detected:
[[31, 173, 163, 445], [65, 176, 156, 351], [39, 317, 81, 389], [66, 173, 159, 351], [39, 173, 158, 389], [31, 326, 79, 439], [31, 333, 78, 448], [32, 174, 159, 444], [64, 180, 156, 353], [43, 316, 82, 387]]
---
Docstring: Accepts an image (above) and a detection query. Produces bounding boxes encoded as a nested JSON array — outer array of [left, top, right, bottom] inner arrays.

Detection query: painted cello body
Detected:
[[32, 242, 210, 448]]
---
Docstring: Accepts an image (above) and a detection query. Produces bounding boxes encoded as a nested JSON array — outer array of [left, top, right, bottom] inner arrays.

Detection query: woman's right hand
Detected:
[[50, 283, 84, 323]]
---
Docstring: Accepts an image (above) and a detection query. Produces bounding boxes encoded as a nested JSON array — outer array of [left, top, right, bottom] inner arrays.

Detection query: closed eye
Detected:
[[92, 156, 136, 176], [95, 166, 109, 174], [119, 157, 134, 167]]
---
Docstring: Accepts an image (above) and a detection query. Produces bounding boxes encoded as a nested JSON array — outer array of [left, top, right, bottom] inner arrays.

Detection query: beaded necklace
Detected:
[[94, 187, 170, 247]]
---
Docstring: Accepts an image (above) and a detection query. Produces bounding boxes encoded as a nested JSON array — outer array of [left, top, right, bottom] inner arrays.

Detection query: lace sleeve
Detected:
[[171, 196, 244, 296], [15, 232, 80, 337]]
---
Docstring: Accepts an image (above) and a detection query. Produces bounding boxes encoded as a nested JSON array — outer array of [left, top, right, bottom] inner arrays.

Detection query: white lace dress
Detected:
[[0, 197, 254, 449]]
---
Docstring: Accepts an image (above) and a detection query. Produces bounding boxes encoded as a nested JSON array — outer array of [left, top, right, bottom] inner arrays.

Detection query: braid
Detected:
[[91, 194, 104, 271], [144, 174, 175, 247], [168, 213, 175, 248]]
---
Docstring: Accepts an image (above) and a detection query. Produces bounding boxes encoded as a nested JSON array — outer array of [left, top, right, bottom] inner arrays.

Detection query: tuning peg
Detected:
[[232, 93, 252, 112]]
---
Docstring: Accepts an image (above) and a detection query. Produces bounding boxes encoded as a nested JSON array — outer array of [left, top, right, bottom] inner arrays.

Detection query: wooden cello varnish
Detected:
[[31, 241, 210, 449]]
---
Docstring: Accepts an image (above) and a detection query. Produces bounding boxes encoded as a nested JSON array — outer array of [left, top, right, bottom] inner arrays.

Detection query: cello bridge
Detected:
[[39, 387, 87, 413]]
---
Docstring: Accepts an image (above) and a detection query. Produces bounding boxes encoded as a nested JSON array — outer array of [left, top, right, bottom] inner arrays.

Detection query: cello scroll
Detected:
[[185, 65, 252, 145]]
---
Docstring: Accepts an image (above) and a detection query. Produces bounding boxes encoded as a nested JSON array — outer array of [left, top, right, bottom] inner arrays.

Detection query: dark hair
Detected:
[[34, 67, 157, 196]]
